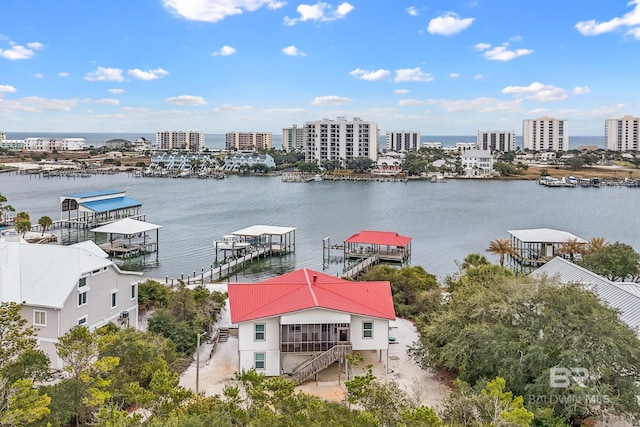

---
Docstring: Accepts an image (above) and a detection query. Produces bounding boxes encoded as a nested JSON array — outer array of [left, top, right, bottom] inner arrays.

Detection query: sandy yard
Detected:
[[179, 285, 451, 410]]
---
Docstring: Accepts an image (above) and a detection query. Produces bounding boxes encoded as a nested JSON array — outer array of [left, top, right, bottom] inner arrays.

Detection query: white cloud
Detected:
[[394, 89, 410, 95], [449, 73, 460, 78], [0, 96, 77, 112], [502, 82, 569, 102], [394, 67, 434, 83], [0, 41, 44, 60], [0, 85, 17, 93], [473, 74, 484, 80], [407, 6, 419, 16], [212, 45, 236, 56], [573, 86, 591, 95], [85, 67, 124, 82], [282, 45, 307, 56], [212, 103, 254, 112], [485, 46, 533, 61], [165, 95, 208, 106], [108, 88, 125, 94], [94, 98, 120, 105], [58, 72, 70, 77], [575, 0, 640, 37], [438, 97, 523, 113], [349, 68, 391, 81], [163, 0, 285, 23], [34, 73, 44, 79], [284, 2, 354, 26], [474, 42, 491, 50], [127, 68, 169, 80], [398, 99, 425, 106], [427, 12, 474, 36], [311, 95, 352, 106]]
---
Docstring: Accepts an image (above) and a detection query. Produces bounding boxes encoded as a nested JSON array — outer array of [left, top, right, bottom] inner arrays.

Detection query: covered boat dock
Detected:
[[91, 218, 162, 259], [213, 224, 296, 262], [507, 228, 587, 269], [343, 230, 412, 264], [59, 189, 144, 228]]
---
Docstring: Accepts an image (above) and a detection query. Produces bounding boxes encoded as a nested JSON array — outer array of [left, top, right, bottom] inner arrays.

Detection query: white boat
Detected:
[[213, 235, 251, 251], [313, 174, 323, 182]]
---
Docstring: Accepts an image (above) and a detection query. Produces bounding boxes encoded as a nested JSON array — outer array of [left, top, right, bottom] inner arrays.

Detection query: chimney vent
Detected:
[[312, 274, 318, 283]]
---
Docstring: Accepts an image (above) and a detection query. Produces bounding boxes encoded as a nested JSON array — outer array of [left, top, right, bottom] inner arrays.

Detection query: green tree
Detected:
[[0, 193, 15, 223], [411, 276, 640, 424], [556, 238, 587, 262], [38, 215, 53, 236], [13, 219, 31, 237], [579, 241, 640, 282], [137, 279, 171, 312], [440, 377, 534, 427], [460, 253, 490, 270], [55, 326, 119, 427], [346, 157, 374, 173], [486, 238, 517, 266], [0, 302, 51, 425]]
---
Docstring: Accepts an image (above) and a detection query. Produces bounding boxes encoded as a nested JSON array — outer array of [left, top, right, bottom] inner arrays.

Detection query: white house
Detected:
[[0, 233, 142, 369], [228, 268, 395, 383], [461, 149, 494, 176]]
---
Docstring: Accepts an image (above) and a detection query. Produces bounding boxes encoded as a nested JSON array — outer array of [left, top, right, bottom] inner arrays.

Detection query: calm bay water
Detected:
[[0, 171, 637, 283]]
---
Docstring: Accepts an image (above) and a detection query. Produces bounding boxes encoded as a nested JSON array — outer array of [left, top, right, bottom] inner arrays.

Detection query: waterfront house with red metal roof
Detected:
[[228, 267, 395, 383]]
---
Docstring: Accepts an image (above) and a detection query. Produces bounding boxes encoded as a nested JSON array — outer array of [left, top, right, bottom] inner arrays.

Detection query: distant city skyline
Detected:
[[1, 1, 639, 135]]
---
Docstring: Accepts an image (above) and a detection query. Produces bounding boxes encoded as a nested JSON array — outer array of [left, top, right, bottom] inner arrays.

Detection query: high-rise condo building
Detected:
[[303, 116, 379, 164], [385, 131, 420, 152], [477, 130, 516, 152], [522, 116, 568, 151], [156, 131, 205, 151], [605, 115, 640, 151], [282, 125, 305, 152], [225, 132, 273, 151]]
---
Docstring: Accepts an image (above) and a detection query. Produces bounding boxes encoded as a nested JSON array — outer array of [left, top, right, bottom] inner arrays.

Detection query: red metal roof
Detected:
[[228, 268, 396, 323], [344, 230, 412, 247]]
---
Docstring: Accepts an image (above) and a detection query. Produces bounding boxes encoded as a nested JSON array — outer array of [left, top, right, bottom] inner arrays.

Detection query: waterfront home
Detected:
[[228, 268, 395, 383], [221, 152, 275, 172], [0, 232, 141, 369], [460, 149, 494, 177], [530, 257, 640, 334]]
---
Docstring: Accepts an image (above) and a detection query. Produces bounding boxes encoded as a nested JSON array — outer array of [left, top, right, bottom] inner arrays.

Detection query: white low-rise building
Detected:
[[461, 149, 494, 176], [0, 234, 141, 369], [222, 152, 275, 171]]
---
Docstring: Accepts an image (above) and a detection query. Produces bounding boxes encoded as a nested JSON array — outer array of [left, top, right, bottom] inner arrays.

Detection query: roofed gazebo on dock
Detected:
[[91, 218, 162, 259], [507, 228, 587, 269], [343, 230, 412, 264]]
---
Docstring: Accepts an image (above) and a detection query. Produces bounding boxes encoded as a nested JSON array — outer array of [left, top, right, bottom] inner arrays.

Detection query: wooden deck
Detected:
[[99, 240, 158, 258], [343, 254, 379, 278]]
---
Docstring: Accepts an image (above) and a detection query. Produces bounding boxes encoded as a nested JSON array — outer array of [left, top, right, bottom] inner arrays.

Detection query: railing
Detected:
[[290, 344, 352, 384]]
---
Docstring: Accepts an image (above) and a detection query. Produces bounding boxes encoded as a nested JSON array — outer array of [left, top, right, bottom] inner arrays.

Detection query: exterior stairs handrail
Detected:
[[290, 343, 352, 384]]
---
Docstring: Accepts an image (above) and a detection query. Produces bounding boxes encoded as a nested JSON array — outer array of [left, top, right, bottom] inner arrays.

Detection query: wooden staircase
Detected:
[[291, 344, 352, 384], [217, 328, 229, 343]]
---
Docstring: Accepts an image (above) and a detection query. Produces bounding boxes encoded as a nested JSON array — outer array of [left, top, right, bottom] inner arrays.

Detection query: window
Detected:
[[254, 323, 265, 341], [78, 277, 87, 287], [254, 352, 265, 370], [78, 291, 87, 307], [77, 316, 87, 326], [34, 310, 46, 327], [111, 292, 117, 308], [363, 321, 373, 339], [130, 284, 137, 299]]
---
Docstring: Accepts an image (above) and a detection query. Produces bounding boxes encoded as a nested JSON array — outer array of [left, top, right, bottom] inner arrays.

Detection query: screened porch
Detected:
[[281, 323, 350, 353]]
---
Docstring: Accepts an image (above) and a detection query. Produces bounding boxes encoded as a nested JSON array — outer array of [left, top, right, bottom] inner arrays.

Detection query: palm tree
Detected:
[[38, 216, 53, 236], [556, 238, 587, 262], [586, 236, 608, 254], [14, 219, 31, 237], [0, 193, 15, 224], [486, 238, 517, 267], [460, 253, 489, 270]]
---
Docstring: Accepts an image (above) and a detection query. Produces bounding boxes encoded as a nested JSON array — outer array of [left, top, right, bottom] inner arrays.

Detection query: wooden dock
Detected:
[[342, 254, 379, 278]]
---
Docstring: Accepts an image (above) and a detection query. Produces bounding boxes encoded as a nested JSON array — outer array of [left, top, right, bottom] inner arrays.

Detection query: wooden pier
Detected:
[[342, 254, 380, 278]]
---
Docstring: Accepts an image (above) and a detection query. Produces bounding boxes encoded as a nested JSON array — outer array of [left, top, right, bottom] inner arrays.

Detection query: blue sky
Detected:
[[1, 0, 639, 136]]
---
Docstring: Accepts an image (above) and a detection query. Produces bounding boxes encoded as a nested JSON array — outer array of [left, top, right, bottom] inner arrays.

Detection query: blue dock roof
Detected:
[[65, 189, 123, 199], [80, 196, 142, 213]]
